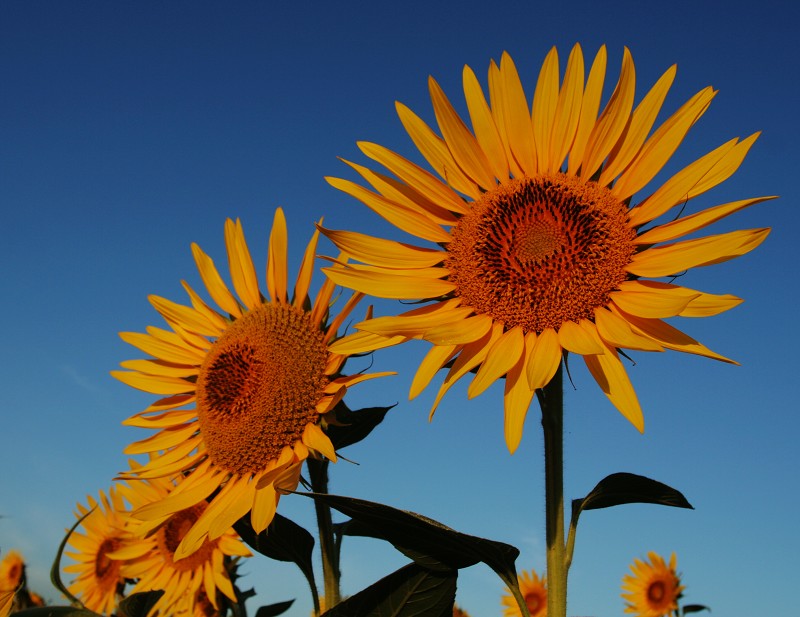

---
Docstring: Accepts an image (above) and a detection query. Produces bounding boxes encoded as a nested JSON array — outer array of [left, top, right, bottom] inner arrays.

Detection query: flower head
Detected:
[[114, 465, 251, 616], [63, 488, 130, 615], [113, 210, 386, 557], [622, 551, 683, 617], [0, 551, 24, 593], [322, 44, 771, 451], [502, 568, 547, 617]]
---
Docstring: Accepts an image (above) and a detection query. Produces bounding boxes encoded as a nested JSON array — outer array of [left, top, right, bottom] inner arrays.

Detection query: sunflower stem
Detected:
[[308, 457, 341, 611], [540, 365, 567, 617]]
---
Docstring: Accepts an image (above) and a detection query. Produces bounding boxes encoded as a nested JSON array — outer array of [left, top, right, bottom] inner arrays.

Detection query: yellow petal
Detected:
[[328, 331, 408, 355], [616, 280, 743, 317], [266, 208, 288, 304], [463, 64, 508, 180], [356, 305, 473, 338], [557, 319, 604, 355], [525, 327, 562, 391], [424, 313, 494, 345], [600, 64, 676, 184], [319, 226, 444, 268], [326, 176, 452, 244], [583, 344, 644, 432], [303, 423, 337, 462], [225, 218, 261, 311], [250, 484, 278, 534], [322, 265, 454, 300], [532, 46, 560, 172], [626, 228, 770, 277], [359, 141, 470, 215], [548, 43, 584, 173], [594, 306, 664, 351], [613, 86, 717, 201], [181, 281, 229, 334], [119, 359, 197, 378], [609, 285, 698, 318], [503, 332, 536, 454], [568, 45, 607, 176], [396, 100, 480, 197], [149, 294, 219, 337], [293, 225, 320, 309], [410, 344, 458, 399], [111, 370, 195, 395], [429, 77, 496, 189], [581, 47, 636, 180], [191, 243, 242, 318], [468, 326, 524, 398], [499, 52, 537, 175], [124, 424, 199, 455], [488, 59, 524, 178]]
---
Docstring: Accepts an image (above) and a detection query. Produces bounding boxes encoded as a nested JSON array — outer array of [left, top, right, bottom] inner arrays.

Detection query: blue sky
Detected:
[[1, 1, 797, 616]]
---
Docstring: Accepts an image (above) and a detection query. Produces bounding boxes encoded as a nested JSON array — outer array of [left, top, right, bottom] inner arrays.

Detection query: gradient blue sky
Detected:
[[1, 2, 797, 616]]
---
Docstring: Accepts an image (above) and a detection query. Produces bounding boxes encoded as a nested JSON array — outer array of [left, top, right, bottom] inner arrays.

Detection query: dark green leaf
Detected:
[[117, 590, 165, 617], [50, 509, 94, 607], [573, 473, 693, 514], [325, 402, 394, 450], [323, 563, 455, 617], [297, 492, 519, 582], [233, 513, 317, 595], [683, 604, 711, 614], [254, 599, 295, 617], [10, 609, 101, 617]]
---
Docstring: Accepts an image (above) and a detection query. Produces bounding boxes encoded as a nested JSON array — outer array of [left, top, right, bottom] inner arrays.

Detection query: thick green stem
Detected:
[[307, 458, 341, 611], [540, 365, 567, 617]]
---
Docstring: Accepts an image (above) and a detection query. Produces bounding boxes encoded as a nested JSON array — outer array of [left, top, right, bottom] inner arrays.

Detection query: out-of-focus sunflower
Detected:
[[113, 464, 251, 616], [321, 44, 772, 451], [64, 488, 131, 615], [502, 568, 547, 617], [622, 552, 683, 617], [113, 210, 388, 558], [0, 551, 24, 592], [452, 603, 471, 617]]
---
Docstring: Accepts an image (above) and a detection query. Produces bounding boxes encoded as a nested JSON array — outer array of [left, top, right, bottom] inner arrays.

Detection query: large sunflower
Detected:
[[621, 552, 683, 617], [322, 44, 772, 451], [64, 488, 131, 615], [502, 568, 547, 617], [112, 464, 251, 616], [113, 210, 386, 558]]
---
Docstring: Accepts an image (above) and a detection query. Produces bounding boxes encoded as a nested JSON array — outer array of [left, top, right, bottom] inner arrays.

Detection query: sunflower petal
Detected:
[[609, 285, 698, 318], [548, 43, 584, 173], [191, 243, 242, 318], [225, 218, 262, 311], [468, 326, 525, 398], [266, 208, 289, 304], [319, 226, 445, 269], [525, 327, 562, 391], [594, 306, 664, 351], [303, 423, 337, 462], [328, 331, 408, 355], [499, 52, 537, 175], [111, 370, 195, 395], [410, 344, 458, 399], [583, 344, 644, 432], [424, 313, 494, 345], [503, 332, 537, 454], [323, 264, 454, 300], [568, 45, 607, 175], [463, 64, 508, 180], [626, 228, 770, 277], [488, 59, 524, 178], [557, 319, 604, 355], [616, 280, 743, 317], [293, 225, 320, 309], [532, 46, 560, 172], [149, 294, 219, 337]]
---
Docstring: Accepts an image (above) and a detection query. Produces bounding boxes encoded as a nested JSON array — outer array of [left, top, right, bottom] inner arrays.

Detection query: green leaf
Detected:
[[117, 590, 165, 617], [50, 509, 94, 607], [682, 604, 711, 614], [254, 599, 295, 617], [573, 472, 693, 515], [10, 608, 101, 617], [325, 402, 394, 450], [323, 563, 455, 617], [233, 513, 317, 596], [297, 492, 519, 581]]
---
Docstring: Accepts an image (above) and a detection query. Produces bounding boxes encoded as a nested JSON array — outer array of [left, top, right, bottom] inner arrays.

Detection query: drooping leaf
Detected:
[[682, 604, 711, 614], [51, 509, 93, 607], [325, 402, 394, 450], [323, 563, 456, 617], [254, 599, 295, 617], [573, 472, 693, 515], [118, 590, 165, 617], [10, 608, 100, 617], [234, 513, 317, 595], [297, 492, 519, 582]]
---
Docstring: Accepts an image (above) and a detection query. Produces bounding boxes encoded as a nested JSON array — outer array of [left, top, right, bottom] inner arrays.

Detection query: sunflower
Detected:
[[0, 551, 24, 592], [113, 210, 387, 558], [64, 488, 131, 615], [112, 464, 251, 616], [321, 44, 772, 451], [622, 552, 683, 617], [502, 568, 547, 617], [0, 589, 14, 617]]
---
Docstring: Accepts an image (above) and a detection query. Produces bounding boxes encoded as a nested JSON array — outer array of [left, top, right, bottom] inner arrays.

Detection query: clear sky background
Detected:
[[1, 2, 797, 616]]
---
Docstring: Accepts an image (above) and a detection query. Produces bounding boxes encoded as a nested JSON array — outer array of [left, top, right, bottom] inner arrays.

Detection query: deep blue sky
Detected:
[[1, 2, 797, 616]]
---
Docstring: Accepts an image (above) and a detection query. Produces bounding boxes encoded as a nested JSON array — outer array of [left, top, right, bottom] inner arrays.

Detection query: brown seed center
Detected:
[[446, 173, 635, 333], [647, 580, 666, 604], [196, 303, 329, 475], [157, 506, 214, 569]]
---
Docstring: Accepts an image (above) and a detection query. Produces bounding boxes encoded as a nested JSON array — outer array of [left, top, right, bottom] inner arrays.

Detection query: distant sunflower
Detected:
[[113, 465, 251, 616], [0, 551, 24, 592], [502, 568, 547, 617], [64, 488, 130, 615], [322, 44, 772, 451], [113, 210, 387, 558], [622, 552, 683, 617]]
